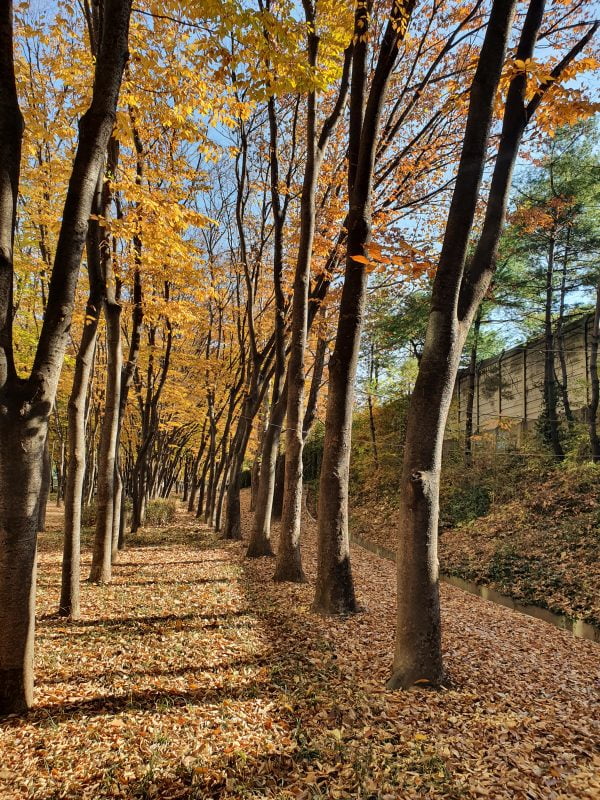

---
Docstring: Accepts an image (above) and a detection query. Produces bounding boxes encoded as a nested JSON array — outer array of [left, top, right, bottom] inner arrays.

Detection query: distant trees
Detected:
[[499, 123, 600, 457]]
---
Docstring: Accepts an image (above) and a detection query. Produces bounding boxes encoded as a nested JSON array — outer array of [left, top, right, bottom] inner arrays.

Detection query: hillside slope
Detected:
[[350, 464, 600, 626]]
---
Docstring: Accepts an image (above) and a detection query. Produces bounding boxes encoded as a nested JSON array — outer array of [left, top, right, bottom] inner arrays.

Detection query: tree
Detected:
[[388, 0, 598, 688], [500, 122, 600, 457], [0, 0, 132, 715], [314, 0, 416, 614], [275, 0, 352, 581]]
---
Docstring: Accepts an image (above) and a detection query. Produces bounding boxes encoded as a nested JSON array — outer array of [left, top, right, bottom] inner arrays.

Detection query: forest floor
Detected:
[[1, 494, 599, 799], [350, 465, 600, 626]]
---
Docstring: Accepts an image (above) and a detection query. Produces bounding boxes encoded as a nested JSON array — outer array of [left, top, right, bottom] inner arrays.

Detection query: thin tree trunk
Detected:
[[247, 385, 287, 557], [59, 294, 100, 616], [555, 226, 573, 426], [367, 343, 379, 470], [302, 325, 327, 440], [314, 1, 415, 613], [60, 157, 107, 611], [223, 420, 249, 540], [464, 307, 482, 465], [276, 11, 351, 583], [37, 435, 51, 532], [112, 464, 123, 556], [542, 234, 564, 458], [588, 284, 600, 460], [272, 453, 285, 521], [89, 301, 122, 582]]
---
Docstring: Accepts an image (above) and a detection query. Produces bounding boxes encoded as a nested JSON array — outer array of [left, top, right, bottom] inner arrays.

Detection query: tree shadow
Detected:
[[114, 577, 230, 587], [41, 653, 273, 687], [4, 681, 269, 727], [112, 557, 231, 568], [39, 609, 252, 630]]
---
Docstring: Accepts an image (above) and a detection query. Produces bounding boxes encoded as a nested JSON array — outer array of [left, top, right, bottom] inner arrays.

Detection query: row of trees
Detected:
[[1, 0, 597, 713]]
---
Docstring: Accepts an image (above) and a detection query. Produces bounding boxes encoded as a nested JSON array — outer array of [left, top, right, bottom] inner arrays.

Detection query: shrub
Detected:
[[440, 484, 491, 528], [80, 499, 133, 529], [144, 498, 178, 526]]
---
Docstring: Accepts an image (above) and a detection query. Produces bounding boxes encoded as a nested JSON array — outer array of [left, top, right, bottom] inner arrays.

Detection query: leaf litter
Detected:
[[0, 493, 598, 799]]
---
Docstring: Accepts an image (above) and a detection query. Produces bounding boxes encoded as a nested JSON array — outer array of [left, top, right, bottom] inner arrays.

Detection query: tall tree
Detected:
[[274, 0, 352, 581], [313, 0, 416, 614], [388, 0, 597, 688], [0, 0, 132, 715]]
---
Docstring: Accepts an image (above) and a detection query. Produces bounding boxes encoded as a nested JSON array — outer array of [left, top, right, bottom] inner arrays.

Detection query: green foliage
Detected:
[[303, 421, 324, 483], [350, 395, 409, 497], [441, 484, 491, 528], [499, 120, 600, 342]]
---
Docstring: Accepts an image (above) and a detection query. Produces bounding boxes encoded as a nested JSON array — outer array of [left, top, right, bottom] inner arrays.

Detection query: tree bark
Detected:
[[0, 416, 42, 714], [555, 227, 574, 426], [276, 10, 351, 582], [37, 435, 51, 532], [247, 385, 286, 558], [59, 285, 101, 615], [464, 307, 482, 465], [272, 453, 285, 520], [589, 285, 600, 461], [541, 234, 564, 458]]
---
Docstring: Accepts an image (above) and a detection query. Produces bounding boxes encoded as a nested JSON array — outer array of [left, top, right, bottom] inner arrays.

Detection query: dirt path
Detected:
[[0, 497, 598, 798]]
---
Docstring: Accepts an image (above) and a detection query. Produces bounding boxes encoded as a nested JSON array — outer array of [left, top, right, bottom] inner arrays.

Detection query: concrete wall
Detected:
[[445, 314, 594, 447]]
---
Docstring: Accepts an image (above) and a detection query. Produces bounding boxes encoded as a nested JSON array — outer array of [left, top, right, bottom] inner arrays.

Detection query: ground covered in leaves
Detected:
[[351, 465, 600, 626], [1, 495, 599, 799]]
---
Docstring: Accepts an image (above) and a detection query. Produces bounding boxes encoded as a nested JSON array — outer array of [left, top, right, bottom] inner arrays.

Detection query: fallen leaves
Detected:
[[0, 494, 598, 799]]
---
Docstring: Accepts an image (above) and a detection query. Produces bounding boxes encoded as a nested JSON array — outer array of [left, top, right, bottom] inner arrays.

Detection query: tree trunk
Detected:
[[367, 343, 379, 470], [272, 453, 285, 520], [389, 318, 463, 687], [275, 10, 350, 583], [37, 435, 51, 532], [0, 0, 131, 714], [112, 463, 123, 557], [312, 232, 365, 607], [589, 284, 600, 461], [555, 227, 574, 426], [542, 234, 564, 458], [247, 388, 286, 558], [59, 298, 100, 616], [187, 425, 207, 513], [196, 453, 210, 519], [89, 301, 123, 582], [55, 439, 66, 506], [223, 426, 247, 540], [464, 308, 481, 465], [388, 0, 543, 689], [314, 0, 415, 613], [196, 466, 207, 519], [0, 413, 44, 714]]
